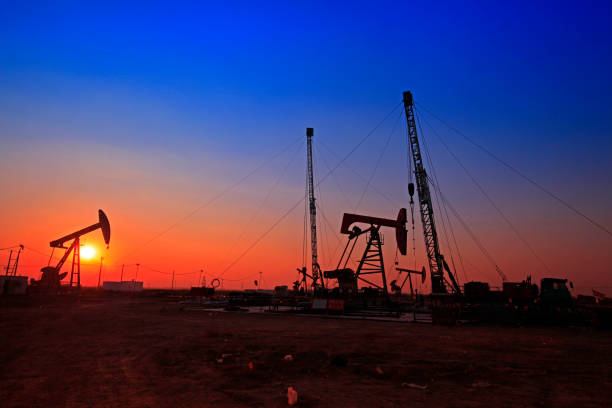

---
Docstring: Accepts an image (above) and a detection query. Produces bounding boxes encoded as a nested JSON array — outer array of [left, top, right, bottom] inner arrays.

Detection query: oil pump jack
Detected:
[[391, 266, 426, 297], [324, 209, 407, 297], [32, 210, 110, 290], [402, 91, 461, 295]]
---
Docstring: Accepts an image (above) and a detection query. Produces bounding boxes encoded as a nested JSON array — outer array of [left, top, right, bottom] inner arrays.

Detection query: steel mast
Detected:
[[402, 91, 460, 294], [306, 127, 324, 289]]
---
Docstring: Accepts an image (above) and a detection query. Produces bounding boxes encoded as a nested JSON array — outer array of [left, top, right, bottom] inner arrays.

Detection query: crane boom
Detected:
[[306, 128, 324, 288], [402, 91, 460, 294]]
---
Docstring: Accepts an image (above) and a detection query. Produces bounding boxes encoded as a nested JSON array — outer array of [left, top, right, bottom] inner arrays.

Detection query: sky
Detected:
[[1, 1, 611, 293]]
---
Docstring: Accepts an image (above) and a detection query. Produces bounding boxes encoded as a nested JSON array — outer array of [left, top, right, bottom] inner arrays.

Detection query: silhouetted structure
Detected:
[[31, 209, 110, 291], [325, 209, 407, 298], [402, 91, 461, 294]]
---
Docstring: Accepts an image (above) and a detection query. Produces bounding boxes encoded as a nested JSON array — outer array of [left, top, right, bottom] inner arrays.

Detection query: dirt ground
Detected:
[[1, 295, 611, 408]]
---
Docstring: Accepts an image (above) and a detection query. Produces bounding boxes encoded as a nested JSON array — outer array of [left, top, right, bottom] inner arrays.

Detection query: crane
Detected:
[[402, 91, 461, 294]]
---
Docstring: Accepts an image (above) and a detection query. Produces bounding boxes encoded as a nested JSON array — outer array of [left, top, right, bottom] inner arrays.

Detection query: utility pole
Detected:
[[135, 263, 140, 280], [97, 256, 104, 289], [120, 264, 125, 282], [259, 271, 263, 290], [306, 127, 324, 289], [199, 269, 204, 286], [171, 270, 175, 290]]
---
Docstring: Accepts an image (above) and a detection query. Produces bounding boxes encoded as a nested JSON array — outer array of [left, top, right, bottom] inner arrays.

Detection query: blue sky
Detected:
[[2, 1, 611, 154], [1, 1, 611, 289]]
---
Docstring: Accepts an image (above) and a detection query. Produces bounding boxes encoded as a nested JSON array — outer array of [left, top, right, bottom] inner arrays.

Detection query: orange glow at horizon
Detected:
[[1, 138, 611, 295]]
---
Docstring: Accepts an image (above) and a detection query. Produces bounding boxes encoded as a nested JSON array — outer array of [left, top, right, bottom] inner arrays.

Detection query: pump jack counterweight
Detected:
[[402, 91, 461, 295]]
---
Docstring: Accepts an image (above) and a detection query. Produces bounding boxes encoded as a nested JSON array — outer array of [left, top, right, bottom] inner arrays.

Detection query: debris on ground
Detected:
[[471, 381, 491, 388], [287, 386, 298, 405], [402, 382, 428, 390], [376, 366, 384, 375], [284, 354, 294, 362]]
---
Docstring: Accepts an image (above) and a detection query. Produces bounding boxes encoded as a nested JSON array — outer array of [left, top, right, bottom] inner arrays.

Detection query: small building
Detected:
[[0, 276, 28, 295], [102, 280, 143, 292]]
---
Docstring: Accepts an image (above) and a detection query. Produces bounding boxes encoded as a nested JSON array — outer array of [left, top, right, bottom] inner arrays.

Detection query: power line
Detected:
[[125, 134, 305, 259], [223, 140, 305, 261], [314, 142, 353, 209], [14, 103, 405, 284], [219, 197, 305, 278], [315, 201, 342, 262], [354, 109, 404, 211], [317, 139, 402, 208], [429, 176, 502, 279], [315, 167, 329, 266], [313, 144, 348, 266], [175, 271, 200, 276], [218, 102, 403, 277], [415, 108, 466, 284], [222, 271, 260, 282], [403, 117, 418, 271], [416, 101, 612, 239], [0, 245, 21, 251], [417, 108, 552, 276], [316, 101, 404, 188], [140, 264, 172, 275]]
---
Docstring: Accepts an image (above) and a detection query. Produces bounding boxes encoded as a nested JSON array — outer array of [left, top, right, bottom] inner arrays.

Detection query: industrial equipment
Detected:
[[297, 127, 324, 292], [324, 209, 407, 297], [391, 266, 426, 297], [31, 209, 110, 290], [539, 278, 573, 308], [461, 276, 576, 324], [4, 244, 24, 276], [294, 266, 313, 294], [402, 91, 461, 294]]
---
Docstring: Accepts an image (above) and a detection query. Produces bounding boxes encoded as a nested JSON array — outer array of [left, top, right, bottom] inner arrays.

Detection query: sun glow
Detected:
[[81, 245, 96, 260]]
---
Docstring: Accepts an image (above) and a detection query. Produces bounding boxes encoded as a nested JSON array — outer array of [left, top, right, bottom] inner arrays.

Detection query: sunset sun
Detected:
[[80, 245, 96, 260]]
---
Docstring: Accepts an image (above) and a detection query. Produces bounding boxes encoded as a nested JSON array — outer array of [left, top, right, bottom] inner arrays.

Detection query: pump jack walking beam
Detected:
[[395, 266, 426, 297], [50, 210, 111, 248]]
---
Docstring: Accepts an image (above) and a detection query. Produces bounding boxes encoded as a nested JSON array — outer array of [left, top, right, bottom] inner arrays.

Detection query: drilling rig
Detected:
[[297, 127, 325, 292], [402, 91, 461, 295]]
